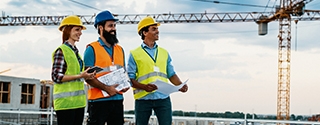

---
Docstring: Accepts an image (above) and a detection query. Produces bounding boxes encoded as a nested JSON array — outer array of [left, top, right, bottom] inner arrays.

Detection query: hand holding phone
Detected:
[[87, 66, 103, 73]]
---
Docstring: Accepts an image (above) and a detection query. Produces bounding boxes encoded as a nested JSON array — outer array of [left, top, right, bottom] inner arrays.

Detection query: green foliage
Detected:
[[171, 111, 275, 120], [124, 110, 310, 121]]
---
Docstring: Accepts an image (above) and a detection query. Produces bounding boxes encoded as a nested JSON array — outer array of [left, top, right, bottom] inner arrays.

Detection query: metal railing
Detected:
[[0, 108, 55, 125], [1, 109, 320, 125]]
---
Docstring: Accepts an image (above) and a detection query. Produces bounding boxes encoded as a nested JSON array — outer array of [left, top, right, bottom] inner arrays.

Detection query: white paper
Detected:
[[97, 68, 131, 97], [153, 79, 188, 95]]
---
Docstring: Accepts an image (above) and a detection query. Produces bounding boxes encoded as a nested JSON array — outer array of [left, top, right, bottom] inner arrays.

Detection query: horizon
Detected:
[[1, 0, 320, 115]]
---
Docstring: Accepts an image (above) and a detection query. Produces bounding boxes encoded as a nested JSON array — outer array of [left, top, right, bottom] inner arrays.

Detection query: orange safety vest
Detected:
[[87, 41, 124, 100]]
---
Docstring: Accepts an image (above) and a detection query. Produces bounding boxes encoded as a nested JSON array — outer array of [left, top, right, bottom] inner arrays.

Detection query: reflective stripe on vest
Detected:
[[53, 90, 86, 99], [137, 72, 167, 82], [52, 44, 86, 111], [87, 41, 125, 100], [133, 71, 168, 94], [99, 64, 123, 73], [131, 46, 169, 99]]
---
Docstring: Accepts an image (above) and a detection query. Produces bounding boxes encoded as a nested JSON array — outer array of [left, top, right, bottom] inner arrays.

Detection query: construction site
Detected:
[[1, 0, 320, 125]]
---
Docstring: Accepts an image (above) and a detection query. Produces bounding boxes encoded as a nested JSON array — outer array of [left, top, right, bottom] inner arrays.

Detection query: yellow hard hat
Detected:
[[58, 15, 86, 31], [137, 16, 160, 34]]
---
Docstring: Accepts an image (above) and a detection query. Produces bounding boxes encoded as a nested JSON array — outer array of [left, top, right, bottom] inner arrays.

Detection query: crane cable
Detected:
[[68, 0, 102, 11], [272, 0, 278, 8], [294, 20, 298, 51], [192, 0, 274, 8], [263, 0, 272, 13]]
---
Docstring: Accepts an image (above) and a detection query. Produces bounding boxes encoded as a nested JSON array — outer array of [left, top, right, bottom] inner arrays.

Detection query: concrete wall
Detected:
[[0, 75, 41, 110]]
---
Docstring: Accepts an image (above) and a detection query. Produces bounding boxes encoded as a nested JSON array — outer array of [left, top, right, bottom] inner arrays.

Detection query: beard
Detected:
[[102, 29, 119, 46]]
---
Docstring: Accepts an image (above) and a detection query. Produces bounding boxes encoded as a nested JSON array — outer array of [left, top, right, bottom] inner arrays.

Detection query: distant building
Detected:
[[0, 75, 54, 124], [0, 75, 53, 110]]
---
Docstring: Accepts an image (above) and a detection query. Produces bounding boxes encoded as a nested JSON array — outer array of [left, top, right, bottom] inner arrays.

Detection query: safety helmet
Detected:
[[137, 16, 160, 34], [94, 10, 119, 28], [58, 15, 86, 31]]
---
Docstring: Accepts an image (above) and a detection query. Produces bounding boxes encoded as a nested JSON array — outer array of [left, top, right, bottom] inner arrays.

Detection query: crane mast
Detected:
[[277, 0, 291, 121]]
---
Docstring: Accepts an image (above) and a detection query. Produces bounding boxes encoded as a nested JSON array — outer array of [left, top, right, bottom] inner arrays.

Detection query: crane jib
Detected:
[[1, 11, 320, 26]]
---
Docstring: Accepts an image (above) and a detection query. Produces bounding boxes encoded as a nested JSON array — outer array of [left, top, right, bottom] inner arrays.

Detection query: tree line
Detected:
[[124, 110, 311, 121]]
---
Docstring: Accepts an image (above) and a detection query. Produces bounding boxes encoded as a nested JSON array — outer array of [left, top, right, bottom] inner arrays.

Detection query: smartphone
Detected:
[[87, 66, 103, 73]]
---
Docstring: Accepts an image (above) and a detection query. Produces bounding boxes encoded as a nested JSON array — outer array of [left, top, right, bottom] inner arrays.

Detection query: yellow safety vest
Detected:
[[52, 44, 86, 110], [131, 46, 169, 99]]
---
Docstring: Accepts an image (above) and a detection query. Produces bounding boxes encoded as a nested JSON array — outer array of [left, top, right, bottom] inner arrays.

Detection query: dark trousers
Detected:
[[135, 97, 172, 125], [86, 100, 124, 125], [55, 107, 85, 125]]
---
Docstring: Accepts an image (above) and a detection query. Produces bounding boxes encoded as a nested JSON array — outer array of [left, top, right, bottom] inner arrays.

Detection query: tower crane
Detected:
[[1, 0, 320, 121]]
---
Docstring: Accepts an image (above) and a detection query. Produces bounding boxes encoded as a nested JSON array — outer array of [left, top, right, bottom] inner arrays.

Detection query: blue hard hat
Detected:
[[94, 10, 119, 28]]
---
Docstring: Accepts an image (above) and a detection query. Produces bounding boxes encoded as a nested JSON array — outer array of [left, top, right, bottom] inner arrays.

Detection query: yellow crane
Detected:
[[1, 0, 320, 121], [0, 68, 11, 74]]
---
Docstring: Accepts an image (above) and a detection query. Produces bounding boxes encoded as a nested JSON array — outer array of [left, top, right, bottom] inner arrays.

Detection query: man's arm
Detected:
[[85, 78, 118, 96], [169, 74, 188, 93], [127, 53, 157, 92], [167, 53, 188, 92], [130, 79, 157, 92], [169, 74, 182, 86]]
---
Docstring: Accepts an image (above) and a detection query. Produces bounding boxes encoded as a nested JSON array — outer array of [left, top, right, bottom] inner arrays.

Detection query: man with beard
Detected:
[[83, 10, 129, 125]]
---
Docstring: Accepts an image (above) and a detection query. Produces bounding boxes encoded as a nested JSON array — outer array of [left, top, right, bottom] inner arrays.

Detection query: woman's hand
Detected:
[[81, 68, 95, 80]]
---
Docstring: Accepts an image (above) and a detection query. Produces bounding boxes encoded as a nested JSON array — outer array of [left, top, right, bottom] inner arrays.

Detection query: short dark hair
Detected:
[[139, 25, 150, 40], [97, 20, 107, 35]]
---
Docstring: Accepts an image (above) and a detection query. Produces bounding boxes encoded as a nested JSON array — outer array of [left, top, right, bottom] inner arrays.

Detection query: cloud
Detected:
[[0, 26, 58, 66], [0, 62, 51, 79], [0, 0, 11, 9]]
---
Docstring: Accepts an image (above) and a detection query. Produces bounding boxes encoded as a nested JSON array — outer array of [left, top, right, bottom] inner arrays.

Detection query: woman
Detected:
[[51, 15, 94, 125]]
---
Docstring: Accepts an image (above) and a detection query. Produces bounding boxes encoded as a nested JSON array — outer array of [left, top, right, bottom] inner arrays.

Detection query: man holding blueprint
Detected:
[[127, 16, 188, 125], [83, 10, 129, 125]]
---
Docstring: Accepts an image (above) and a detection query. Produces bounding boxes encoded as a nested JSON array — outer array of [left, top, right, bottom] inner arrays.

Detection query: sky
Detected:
[[1, 0, 320, 116]]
